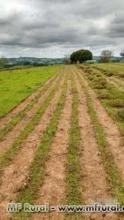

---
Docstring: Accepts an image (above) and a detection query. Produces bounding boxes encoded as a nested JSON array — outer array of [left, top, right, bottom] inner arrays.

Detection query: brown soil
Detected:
[[31, 81, 72, 220], [0, 75, 60, 157], [0, 75, 56, 128], [0, 77, 64, 219]]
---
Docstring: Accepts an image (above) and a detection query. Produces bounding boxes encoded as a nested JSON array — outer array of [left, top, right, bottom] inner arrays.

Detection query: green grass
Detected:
[[91, 63, 124, 78], [79, 65, 124, 136], [77, 72, 124, 206], [0, 74, 57, 142], [15, 79, 67, 218], [0, 66, 59, 117], [0, 75, 62, 179], [66, 79, 81, 205]]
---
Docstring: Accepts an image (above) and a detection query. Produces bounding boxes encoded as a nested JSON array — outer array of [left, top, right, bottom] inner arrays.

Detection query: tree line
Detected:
[[64, 49, 124, 64], [0, 50, 124, 68]]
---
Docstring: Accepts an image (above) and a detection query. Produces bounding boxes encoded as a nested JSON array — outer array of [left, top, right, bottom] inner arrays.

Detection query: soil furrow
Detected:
[[31, 80, 72, 220], [78, 69, 124, 181], [74, 72, 119, 220], [0, 76, 65, 219], [0, 75, 60, 157], [0, 74, 56, 128]]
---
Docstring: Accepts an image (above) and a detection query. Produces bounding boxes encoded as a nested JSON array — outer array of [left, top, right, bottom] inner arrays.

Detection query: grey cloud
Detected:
[[0, 0, 124, 57], [107, 12, 124, 38]]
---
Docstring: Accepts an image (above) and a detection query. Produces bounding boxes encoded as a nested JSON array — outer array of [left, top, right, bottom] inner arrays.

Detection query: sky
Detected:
[[0, 0, 124, 58]]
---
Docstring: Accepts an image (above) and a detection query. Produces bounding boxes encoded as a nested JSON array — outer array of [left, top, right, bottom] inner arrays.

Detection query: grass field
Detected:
[[91, 63, 124, 78], [0, 66, 58, 117], [0, 64, 123, 220]]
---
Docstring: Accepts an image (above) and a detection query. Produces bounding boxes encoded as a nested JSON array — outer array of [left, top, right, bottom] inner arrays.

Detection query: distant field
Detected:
[[91, 62, 124, 78], [0, 66, 58, 117]]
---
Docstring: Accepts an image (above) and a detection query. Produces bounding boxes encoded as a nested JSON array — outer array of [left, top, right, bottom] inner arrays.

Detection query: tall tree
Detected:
[[0, 57, 8, 67], [100, 50, 112, 63], [120, 50, 124, 58], [70, 49, 93, 63]]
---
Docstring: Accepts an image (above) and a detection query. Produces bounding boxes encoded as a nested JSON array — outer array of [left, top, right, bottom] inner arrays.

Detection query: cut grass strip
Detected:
[[77, 72, 124, 206], [15, 79, 67, 218], [79, 65, 124, 136], [64, 76, 83, 220], [66, 79, 81, 205], [0, 75, 57, 141], [0, 75, 63, 179]]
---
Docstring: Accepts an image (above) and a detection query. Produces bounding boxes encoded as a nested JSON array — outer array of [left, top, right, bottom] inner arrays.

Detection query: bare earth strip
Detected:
[[0, 76, 65, 219], [0, 74, 56, 128], [0, 75, 60, 157], [31, 80, 72, 220], [78, 69, 124, 181], [74, 72, 118, 220]]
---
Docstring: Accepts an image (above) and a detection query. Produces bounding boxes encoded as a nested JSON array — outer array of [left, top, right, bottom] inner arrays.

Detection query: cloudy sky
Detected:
[[0, 0, 124, 58]]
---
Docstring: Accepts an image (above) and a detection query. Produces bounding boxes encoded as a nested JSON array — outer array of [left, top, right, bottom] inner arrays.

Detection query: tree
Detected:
[[0, 57, 8, 67], [64, 54, 70, 64], [100, 50, 112, 63], [70, 49, 93, 63], [120, 50, 124, 58]]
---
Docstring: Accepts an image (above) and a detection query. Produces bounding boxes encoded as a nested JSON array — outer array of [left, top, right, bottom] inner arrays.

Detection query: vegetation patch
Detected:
[[0, 66, 58, 117], [65, 81, 81, 204], [65, 79, 82, 220], [91, 63, 124, 78]]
